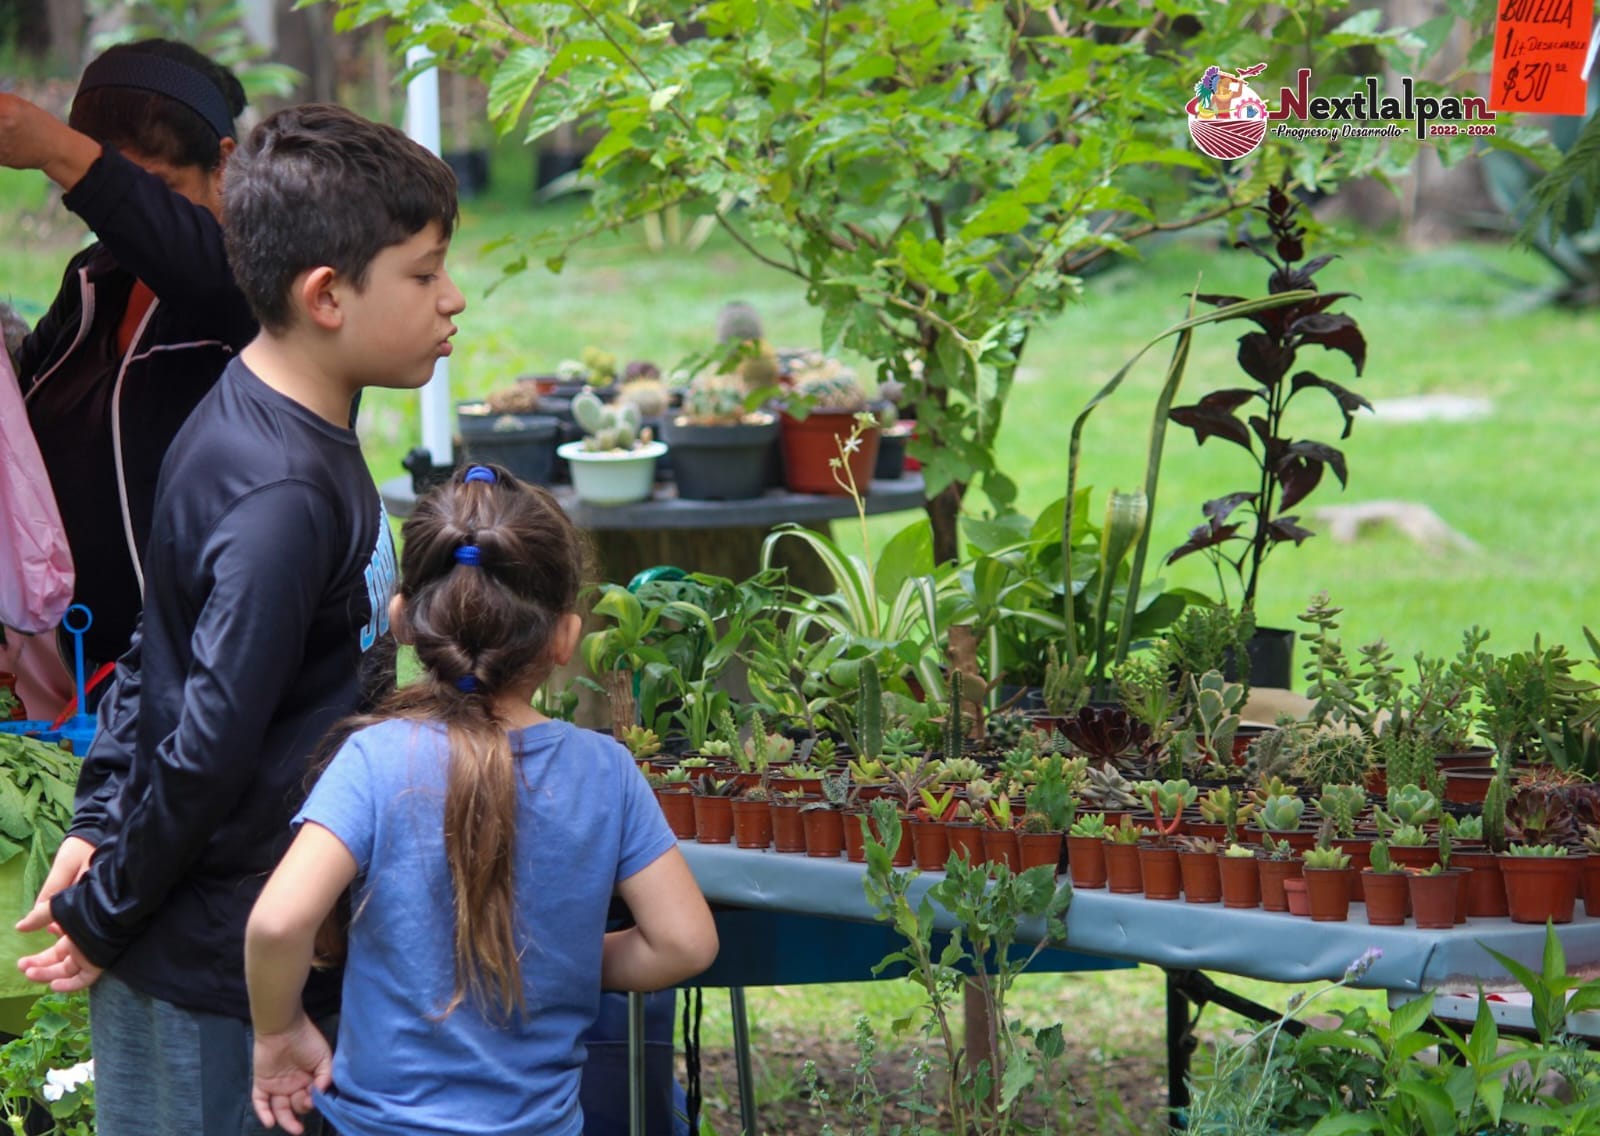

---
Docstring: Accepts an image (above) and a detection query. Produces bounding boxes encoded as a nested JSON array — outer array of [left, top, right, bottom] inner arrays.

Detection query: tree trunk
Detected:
[[273, 0, 338, 104], [45, 0, 85, 66]]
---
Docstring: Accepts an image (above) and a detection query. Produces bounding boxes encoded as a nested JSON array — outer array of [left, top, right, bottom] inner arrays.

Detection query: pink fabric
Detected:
[[0, 347, 74, 632], [0, 629, 73, 721]]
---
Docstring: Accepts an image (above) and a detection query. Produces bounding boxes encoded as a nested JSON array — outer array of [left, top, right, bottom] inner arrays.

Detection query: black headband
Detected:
[[76, 52, 235, 141]]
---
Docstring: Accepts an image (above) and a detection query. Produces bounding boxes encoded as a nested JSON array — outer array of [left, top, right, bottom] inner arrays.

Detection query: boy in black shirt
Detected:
[[17, 104, 464, 1135]]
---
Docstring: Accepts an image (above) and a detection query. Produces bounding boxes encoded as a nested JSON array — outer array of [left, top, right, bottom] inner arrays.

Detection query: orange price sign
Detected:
[[1489, 0, 1594, 115]]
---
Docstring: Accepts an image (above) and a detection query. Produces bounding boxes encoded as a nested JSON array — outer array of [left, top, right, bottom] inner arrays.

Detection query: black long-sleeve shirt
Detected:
[[16, 144, 256, 664], [53, 357, 397, 1019]]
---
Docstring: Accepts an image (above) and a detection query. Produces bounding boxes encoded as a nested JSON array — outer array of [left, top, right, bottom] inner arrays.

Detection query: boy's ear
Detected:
[[388, 594, 410, 645], [296, 265, 343, 331], [549, 612, 584, 667]]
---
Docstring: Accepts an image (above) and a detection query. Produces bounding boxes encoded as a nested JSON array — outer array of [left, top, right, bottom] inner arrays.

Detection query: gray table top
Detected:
[[379, 473, 926, 529], [681, 842, 1600, 994]]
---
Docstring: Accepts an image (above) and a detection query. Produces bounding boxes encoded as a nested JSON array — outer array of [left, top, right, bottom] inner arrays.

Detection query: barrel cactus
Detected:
[[681, 379, 748, 426], [795, 372, 866, 413], [573, 389, 642, 452]]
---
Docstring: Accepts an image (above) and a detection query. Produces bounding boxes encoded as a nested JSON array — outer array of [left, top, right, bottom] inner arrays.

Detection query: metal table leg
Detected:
[[628, 990, 646, 1136], [729, 986, 759, 1136]]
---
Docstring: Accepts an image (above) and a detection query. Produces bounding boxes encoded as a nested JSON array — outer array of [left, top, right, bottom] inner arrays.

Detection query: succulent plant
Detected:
[[881, 727, 921, 764], [680, 379, 749, 426], [697, 739, 735, 759], [1303, 845, 1351, 871], [1253, 794, 1306, 833], [1021, 809, 1058, 835], [1068, 812, 1107, 838], [1505, 843, 1569, 857], [1314, 783, 1366, 838], [794, 372, 866, 413], [964, 778, 995, 809], [939, 756, 985, 784], [1295, 731, 1373, 787], [618, 377, 671, 419], [808, 735, 839, 769], [1080, 763, 1141, 811], [691, 773, 739, 797], [716, 300, 765, 344], [620, 725, 662, 760], [779, 761, 820, 780], [1173, 834, 1219, 855], [572, 389, 644, 452], [1242, 721, 1306, 785], [1506, 775, 1578, 847], [1388, 823, 1429, 847], [1448, 814, 1483, 842], [660, 767, 692, 786], [484, 380, 543, 415], [987, 711, 1032, 751], [1385, 784, 1441, 827], [1223, 842, 1257, 859], [1104, 815, 1149, 845], [1060, 706, 1152, 765], [580, 346, 618, 385], [1368, 839, 1395, 873]]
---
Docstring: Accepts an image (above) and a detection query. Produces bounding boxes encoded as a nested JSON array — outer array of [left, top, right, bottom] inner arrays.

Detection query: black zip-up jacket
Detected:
[[16, 144, 256, 665], [53, 358, 398, 1019]]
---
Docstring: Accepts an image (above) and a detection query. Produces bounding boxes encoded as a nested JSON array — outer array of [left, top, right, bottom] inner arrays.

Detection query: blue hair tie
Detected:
[[456, 675, 479, 693], [464, 466, 497, 485], [454, 545, 482, 566]]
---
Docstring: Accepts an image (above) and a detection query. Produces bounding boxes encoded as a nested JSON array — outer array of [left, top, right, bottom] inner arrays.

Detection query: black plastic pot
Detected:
[[456, 408, 561, 486], [874, 428, 912, 480], [1224, 625, 1296, 689], [661, 417, 779, 501]]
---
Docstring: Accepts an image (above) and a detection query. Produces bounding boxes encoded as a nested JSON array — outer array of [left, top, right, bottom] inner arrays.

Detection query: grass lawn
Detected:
[[2, 151, 1590, 1132]]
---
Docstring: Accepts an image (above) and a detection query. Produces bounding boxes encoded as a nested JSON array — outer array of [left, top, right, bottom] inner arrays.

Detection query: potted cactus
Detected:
[[660, 375, 779, 500], [778, 366, 880, 495], [455, 380, 562, 485], [557, 389, 670, 505]]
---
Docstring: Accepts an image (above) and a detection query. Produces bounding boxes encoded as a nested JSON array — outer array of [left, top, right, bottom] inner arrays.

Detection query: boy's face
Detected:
[[337, 221, 465, 390]]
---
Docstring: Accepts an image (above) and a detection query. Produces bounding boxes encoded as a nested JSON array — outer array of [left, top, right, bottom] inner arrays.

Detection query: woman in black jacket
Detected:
[[0, 40, 253, 679]]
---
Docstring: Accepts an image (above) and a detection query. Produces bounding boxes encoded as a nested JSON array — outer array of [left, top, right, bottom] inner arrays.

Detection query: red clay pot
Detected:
[[878, 812, 915, 868], [1138, 844, 1182, 900], [770, 800, 807, 853], [731, 798, 773, 850], [656, 788, 697, 840], [1585, 855, 1600, 918], [1362, 767, 1388, 798], [1443, 767, 1497, 805], [1283, 877, 1310, 916], [1218, 854, 1261, 909], [691, 795, 735, 844], [1452, 863, 1471, 924], [982, 828, 1022, 873], [1340, 838, 1373, 903], [843, 810, 869, 862], [1258, 858, 1303, 912], [779, 412, 879, 495], [1177, 851, 1222, 903], [1304, 867, 1353, 922], [1453, 850, 1509, 917], [1018, 832, 1063, 875], [1499, 854, 1582, 925], [1066, 835, 1108, 889], [801, 807, 845, 857], [1408, 869, 1462, 929], [909, 819, 951, 871], [1256, 828, 1319, 854], [946, 823, 985, 865], [1104, 842, 1143, 894], [1186, 821, 1229, 843], [1388, 844, 1440, 873], [1361, 870, 1409, 926]]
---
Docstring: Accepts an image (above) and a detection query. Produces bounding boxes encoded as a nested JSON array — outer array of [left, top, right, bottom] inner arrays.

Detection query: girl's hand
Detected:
[[251, 1013, 333, 1134], [17, 933, 102, 993]]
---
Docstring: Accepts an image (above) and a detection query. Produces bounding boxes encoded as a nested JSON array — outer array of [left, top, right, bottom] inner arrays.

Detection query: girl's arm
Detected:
[[603, 846, 718, 992], [245, 823, 357, 1134]]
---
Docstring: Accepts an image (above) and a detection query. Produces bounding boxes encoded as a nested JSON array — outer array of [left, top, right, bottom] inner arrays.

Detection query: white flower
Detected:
[[841, 436, 863, 455], [41, 1060, 93, 1102]]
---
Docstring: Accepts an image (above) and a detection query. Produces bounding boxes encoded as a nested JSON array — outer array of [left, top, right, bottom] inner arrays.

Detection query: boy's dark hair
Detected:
[[69, 39, 246, 171], [223, 103, 459, 332]]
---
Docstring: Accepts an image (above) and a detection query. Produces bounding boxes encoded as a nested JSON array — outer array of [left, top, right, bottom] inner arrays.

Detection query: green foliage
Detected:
[[1314, 783, 1365, 840], [619, 725, 661, 760], [1067, 812, 1106, 839], [1254, 794, 1305, 834], [1385, 784, 1441, 828], [855, 657, 883, 763], [1297, 732, 1373, 793], [1302, 845, 1350, 871], [89, 0, 299, 100], [0, 734, 78, 899], [1483, 769, 1510, 854], [862, 800, 1072, 1134], [0, 993, 93, 1135], [1477, 637, 1599, 764], [1368, 839, 1394, 874], [572, 388, 642, 451]]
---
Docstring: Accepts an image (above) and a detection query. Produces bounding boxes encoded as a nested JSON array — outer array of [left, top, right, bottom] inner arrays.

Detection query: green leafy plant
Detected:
[[1068, 812, 1107, 839], [1385, 784, 1441, 828], [619, 725, 661, 761], [0, 734, 79, 900], [0, 992, 93, 1135], [1104, 815, 1148, 845], [1505, 843, 1569, 857], [1223, 842, 1257, 860], [1253, 795, 1305, 835], [1302, 845, 1350, 871]]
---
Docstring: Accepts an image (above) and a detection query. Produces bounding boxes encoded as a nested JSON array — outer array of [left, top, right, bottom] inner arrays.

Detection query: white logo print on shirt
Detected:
[[360, 504, 397, 652]]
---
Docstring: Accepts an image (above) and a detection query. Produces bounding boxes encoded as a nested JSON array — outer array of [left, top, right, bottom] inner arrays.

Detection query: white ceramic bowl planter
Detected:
[[557, 440, 668, 506]]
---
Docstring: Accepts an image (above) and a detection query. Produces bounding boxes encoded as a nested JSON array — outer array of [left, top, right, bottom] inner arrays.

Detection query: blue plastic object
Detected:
[[56, 605, 98, 752]]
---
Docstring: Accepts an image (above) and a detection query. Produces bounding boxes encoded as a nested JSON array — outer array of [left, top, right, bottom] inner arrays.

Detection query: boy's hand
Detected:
[[0, 93, 102, 188], [17, 932, 102, 992], [252, 1013, 333, 1134], [16, 835, 95, 934]]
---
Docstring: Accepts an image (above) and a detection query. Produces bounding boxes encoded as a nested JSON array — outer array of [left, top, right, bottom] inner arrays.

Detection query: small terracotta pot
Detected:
[[1283, 877, 1310, 916], [1254, 828, 1318, 854], [1452, 863, 1471, 924], [1066, 835, 1108, 889], [982, 828, 1023, 872], [692, 795, 735, 844], [946, 822, 986, 865], [1185, 820, 1229, 843], [656, 789, 697, 840], [1363, 767, 1388, 798], [1361, 870, 1409, 926], [1585, 855, 1600, 918], [1104, 842, 1143, 894], [1303, 867, 1353, 922], [909, 819, 951, 871], [1258, 858, 1303, 912], [879, 812, 915, 868], [1018, 832, 1063, 875], [1341, 839, 1373, 903], [1177, 851, 1222, 903], [730, 798, 773, 850], [843, 810, 869, 863], [1408, 869, 1462, 929], [1453, 850, 1509, 917], [770, 800, 807, 853], [1137, 844, 1182, 900], [1218, 854, 1261, 909], [1443, 767, 1497, 805], [802, 807, 845, 858], [779, 412, 880, 495], [1498, 854, 1582, 925]]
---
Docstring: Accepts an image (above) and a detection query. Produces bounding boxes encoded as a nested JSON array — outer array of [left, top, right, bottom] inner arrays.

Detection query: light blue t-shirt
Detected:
[[295, 718, 678, 1136]]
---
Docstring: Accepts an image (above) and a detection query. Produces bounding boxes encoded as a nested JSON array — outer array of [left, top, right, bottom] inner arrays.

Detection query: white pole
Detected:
[[405, 45, 454, 467]]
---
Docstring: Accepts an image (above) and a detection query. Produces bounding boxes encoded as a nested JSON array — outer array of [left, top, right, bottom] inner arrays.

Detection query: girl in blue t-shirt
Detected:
[[243, 464, 718, 1136]]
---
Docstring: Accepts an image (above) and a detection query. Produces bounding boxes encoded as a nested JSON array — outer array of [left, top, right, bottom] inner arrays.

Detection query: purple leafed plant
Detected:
[[1166, 181, 1369, 609]]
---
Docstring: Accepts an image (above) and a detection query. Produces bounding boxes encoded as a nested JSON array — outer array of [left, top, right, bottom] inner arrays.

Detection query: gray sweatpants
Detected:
[[90, 971, 338, 1136]]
